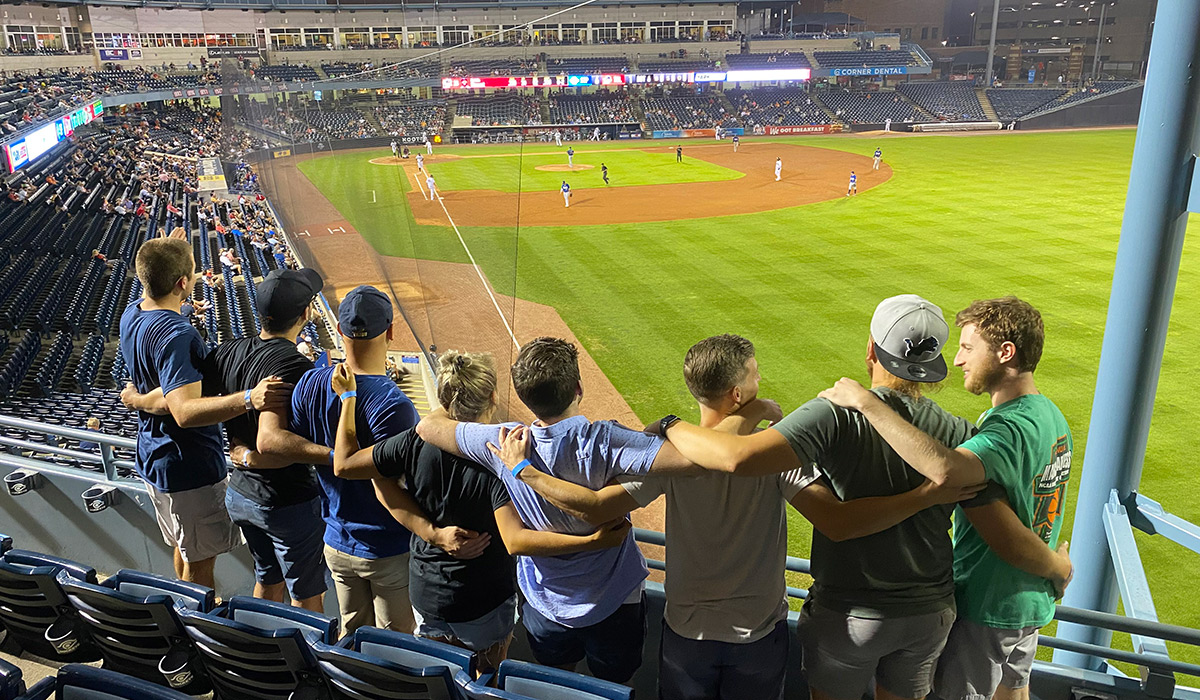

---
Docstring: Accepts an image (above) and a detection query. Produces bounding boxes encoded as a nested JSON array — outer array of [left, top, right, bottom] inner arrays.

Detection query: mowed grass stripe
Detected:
[[295, 130, 1200, 671]]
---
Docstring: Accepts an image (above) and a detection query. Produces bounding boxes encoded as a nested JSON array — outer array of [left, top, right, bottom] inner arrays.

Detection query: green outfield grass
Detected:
[[295, 130, 1200, 672], [420, 147, 744, 192]]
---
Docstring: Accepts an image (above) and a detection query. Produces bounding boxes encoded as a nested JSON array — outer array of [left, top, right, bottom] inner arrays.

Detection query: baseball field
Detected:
[[266, 128, 1200, 670]]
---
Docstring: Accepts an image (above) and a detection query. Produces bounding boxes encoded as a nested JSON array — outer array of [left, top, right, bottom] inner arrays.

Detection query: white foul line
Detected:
[[414, 175, 428, 200], [370, 189, 376, 203], [434, 196, 520, 350]]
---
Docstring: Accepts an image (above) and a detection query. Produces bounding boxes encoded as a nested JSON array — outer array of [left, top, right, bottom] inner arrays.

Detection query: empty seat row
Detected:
[[0, 542, 632, 700]]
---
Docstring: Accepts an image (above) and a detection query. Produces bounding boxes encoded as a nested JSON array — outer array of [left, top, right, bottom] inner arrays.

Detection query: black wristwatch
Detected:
[[658, 414, 681, 436]]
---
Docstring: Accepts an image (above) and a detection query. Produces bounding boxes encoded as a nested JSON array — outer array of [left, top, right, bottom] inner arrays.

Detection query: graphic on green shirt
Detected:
[[1032, 434, 1072, 541]]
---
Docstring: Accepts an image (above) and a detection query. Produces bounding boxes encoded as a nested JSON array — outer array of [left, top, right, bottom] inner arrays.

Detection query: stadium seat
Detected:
[[16, 664, 192, 700], [0, 535, 11, 555], [469, 661, 634, 700], [58, 569, 214, 694], [178, 595, 336, 700], [0, 657, 24, 700], [0, 550, 100, 661], [312, 627, 476, 700]]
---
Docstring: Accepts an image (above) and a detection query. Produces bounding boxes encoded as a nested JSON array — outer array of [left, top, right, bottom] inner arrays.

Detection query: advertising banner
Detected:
[[829, 66, 909, 76], [99, 49, 130, 61], [762, 124, 837, 135], [207, 46, 261, 58]]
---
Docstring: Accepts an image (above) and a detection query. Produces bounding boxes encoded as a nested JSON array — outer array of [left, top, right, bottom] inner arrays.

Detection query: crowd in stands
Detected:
[[729, 87, 831, 129], [547, 56, 631, 74], [547, 90, 635, 124], [896, 82, 987, 122], [446, 58, 540, 77], [375, 99, 448, 137], [643, 92, 738, 131], [456, 93, 542, 127], [816, 88, 925, 125]]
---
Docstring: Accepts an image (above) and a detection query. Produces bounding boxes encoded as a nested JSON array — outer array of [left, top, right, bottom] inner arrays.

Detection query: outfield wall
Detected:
[[1021, 85, 1144, 130]]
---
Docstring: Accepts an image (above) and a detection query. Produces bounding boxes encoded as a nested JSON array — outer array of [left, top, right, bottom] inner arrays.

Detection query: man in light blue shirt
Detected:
[[417, 337, 693, 682]]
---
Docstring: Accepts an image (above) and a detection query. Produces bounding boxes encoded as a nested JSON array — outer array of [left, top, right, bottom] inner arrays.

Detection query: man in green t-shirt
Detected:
[[821, 296, 1073, 700]]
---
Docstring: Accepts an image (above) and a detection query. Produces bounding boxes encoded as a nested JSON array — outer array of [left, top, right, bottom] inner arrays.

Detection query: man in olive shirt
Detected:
[[661, 296, 977, 700], [821, 297, 1072, 700]]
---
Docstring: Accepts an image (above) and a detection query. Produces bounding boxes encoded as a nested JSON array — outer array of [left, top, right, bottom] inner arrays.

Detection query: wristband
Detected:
[[327, 450, 335, 466], [339, 390, 357, 401], [511, 458, 531, 477], [243, 389, 253, 410], [241, 450, 253, 469]]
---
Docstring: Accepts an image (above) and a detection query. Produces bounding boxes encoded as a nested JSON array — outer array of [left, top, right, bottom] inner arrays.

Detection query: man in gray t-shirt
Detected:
[[496, 333, 974, 700], [663, 297, 981, 700]]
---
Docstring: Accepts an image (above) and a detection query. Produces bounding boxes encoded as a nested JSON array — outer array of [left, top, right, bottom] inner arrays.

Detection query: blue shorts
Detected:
[[520, 593, 647, 684], [659, 619, 788, 700], [224, 490, 327, 602]]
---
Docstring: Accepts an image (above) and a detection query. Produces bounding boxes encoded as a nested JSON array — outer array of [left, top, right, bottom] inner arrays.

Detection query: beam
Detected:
[[1056, 0, 1200, 671], [1132, 493, 1200, 555]]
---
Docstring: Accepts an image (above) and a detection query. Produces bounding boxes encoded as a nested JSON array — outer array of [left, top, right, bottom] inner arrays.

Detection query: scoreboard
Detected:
[[441, 68, 810, 90]]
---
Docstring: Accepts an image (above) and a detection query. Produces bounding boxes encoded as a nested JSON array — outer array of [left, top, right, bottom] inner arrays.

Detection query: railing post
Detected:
[[1055, 0, 1200, 670]]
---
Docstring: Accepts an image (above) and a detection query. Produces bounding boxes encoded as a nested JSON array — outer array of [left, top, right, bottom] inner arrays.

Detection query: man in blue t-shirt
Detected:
[[417, 337, 695, 683], [266, 285, 420, 635], [118, 234, 291, 590]]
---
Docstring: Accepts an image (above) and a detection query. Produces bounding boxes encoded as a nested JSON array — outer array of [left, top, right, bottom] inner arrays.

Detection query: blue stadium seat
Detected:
[[0, 550, 100, 661], [17, 664, 192, 700], [178, 595, 336, 700], [0, 657, 24, 700], [312, 627, 476, 700], [479, 661, 634, 700], [58, 569, 214, 694], [0, 535, 11, 555]]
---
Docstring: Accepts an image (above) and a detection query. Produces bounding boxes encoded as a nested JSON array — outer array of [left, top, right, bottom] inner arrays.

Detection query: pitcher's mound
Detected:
[[536, 164, 595, 172]]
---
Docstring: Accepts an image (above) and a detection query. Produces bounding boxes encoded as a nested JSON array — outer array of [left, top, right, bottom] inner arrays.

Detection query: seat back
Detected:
[[58, 570, 213, 693], [0, 535, 11, 556], [313, 627, 473, 700], [0, 551, 98, 660], [497, 662, 632, 700], [24, 664, 193, 700], [0, 656, 24, 700], [178, 596, 335, 700]]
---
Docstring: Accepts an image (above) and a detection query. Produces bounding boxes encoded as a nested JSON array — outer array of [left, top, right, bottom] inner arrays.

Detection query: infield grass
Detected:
[[296, 130, 1200, 672]]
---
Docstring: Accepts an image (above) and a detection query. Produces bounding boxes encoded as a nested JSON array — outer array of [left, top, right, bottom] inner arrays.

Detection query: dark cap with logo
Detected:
[[870, 294, 949, 383], [338, 285, 393, 340], [255, 268, 323, 323]]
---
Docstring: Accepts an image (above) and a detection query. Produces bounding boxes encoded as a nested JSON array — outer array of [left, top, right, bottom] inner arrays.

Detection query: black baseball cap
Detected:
[[256, 268, 323, 323], [339, 285, 393, 340]]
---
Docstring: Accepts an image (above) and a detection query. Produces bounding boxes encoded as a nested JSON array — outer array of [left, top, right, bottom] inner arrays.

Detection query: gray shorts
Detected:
[[798, 599, 955, 699], [933, 618, 1038, 700], [146, 479, 244, 563]]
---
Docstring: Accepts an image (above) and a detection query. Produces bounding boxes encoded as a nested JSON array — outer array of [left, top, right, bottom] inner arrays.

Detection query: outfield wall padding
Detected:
[[1020, 85, 1143, 130]]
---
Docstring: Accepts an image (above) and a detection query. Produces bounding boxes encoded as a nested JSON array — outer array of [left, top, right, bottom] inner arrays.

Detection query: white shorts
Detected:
[[146, 479, 243, 563]]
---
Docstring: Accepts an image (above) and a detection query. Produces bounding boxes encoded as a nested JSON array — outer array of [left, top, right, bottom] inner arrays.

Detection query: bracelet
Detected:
[[339, 390, 357, 401], [327, 450, 335, 466], [511, 458, 531, 477], [243, 389, 253, 410], [241, 450, 253, 468]]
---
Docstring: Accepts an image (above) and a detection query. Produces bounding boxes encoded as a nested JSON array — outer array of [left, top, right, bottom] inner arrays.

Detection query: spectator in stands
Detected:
[[656, 295, 1067, 700], [118, 233, 290, 591], [331, 351, 630, 673], [296, 333, 317, 362], [496, 334, 979, 700], [820, 297, 1073, 700], [416, 337, 696, 683], [78, 417, 102, 452], [262, 285, 421, 636], [205, 269, 334, 612]]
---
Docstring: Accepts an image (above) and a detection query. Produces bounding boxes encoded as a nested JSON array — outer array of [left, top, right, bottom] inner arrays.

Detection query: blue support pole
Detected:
[[1054, 0, 1200, 670]]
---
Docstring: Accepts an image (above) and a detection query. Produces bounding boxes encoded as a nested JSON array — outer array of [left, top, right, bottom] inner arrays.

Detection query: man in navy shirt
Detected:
[[268, 285, 420, 635], [119, 234, 290, 590]]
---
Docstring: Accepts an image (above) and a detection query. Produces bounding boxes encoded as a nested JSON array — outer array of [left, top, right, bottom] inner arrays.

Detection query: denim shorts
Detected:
[[412, 595, 518, 652], [224, 489, 327, 601]]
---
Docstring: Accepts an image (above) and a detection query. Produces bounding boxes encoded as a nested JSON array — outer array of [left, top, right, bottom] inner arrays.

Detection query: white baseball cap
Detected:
[[870, 295, 949, 383]]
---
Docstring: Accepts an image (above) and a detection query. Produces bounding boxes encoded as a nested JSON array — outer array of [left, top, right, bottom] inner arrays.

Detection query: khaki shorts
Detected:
[[933, 617, 1039, 700], [324, 545, 413, 636], [798, 599, 955, 699], [146, 479, 244, 563]]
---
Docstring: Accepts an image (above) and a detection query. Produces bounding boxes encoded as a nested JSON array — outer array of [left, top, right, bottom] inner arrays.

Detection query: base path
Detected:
[[406, 142, 890, 227]]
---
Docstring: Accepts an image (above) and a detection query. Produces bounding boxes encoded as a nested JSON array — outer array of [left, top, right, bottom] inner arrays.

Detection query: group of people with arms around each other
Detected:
[[117, 231, 1070, 700]]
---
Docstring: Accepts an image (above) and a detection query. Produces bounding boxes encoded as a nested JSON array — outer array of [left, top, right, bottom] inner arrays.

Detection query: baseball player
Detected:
[[402, 145, 410, 159], [554, 129, 563, 147], [561, 180, 571, 208], [847, 171, 857, 196], [425, 138, 433, 155], [591, 126, 601, 142], [884, 118, 892, 133], [873, 147, 882, 170], [601, 163, 609, 185], [676, 145, 683, 163], [416, 153, 425, 172], [567, 147, 575, 168], [426, 174, 438, 201], [733, 134, 740, 152], [774, 157, 782, 182], [390, 140, 398, 158]]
